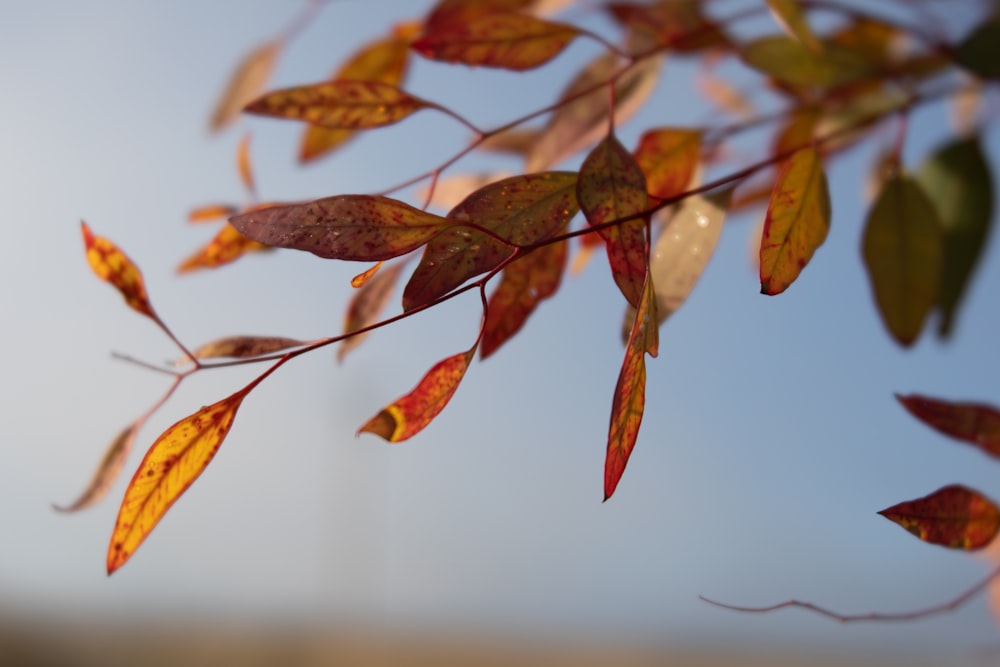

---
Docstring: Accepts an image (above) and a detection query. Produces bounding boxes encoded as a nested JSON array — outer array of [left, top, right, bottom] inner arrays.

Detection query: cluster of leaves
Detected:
[[66, 0, 1000, 623]]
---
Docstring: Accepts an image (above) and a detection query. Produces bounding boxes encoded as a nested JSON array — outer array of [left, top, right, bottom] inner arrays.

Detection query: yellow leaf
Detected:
[[81, 221, 156, 319]]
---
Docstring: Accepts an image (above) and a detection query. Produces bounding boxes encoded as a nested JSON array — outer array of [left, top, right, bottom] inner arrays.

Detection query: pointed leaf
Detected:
[[605, 271, 657, 500], [210, 40, 280, 131], [759, 147, 831, 295], [53, 424, 137, 513], [956, 18, 1000, 79], [81, 222, 156, 319], [339, 262, 405, 362], [741, 35, 873, 89], [765, 0, 820, 53], [246, 81, 429, 130], [359, 348, 475, 442], [236, 133, 256, 195], [896, 394, 1000, 459], [351, 261, 384, 289], [178, 222, 272, 274], [633, 128, 701, 201], [412, 12, 579, 71], [230, 195, 449, 262], [879, 485, 1000, 551], [188, 204, 238, 223], [107, 388, 250, 573], [482, 237, 567, 358], [579, 135, 650, 308], [862, 173, 943, 346], [182, 336, 307, 364], [403, 172, 578, 310], [916, 136, 994, 338]]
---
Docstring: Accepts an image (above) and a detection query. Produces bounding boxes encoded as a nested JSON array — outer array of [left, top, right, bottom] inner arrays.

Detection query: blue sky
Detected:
[[2, 0, 1000, 661]]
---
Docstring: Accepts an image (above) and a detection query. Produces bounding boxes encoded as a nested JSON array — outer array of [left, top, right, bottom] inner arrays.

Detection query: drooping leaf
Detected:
[[579, 135, 649, 308], [525, 50, 663, 172], [605, 1, 730, 53], [741, 35, 873, 89], [412, 12, 579, 71], [605, 271, 657, 501], [182, 336, 307, 364], [53, 424, 138, 513], [759, 147, 830, 295], [765, 0, 820, 53], [916, 136, 994, 338], [178, 222, 272, 274], [633, 128, 701, 201], [862, 173, 943, 346], [209, 40, 280, 132], [403, 172, 578, 310], [339, 261, 405, 362], [246, 81, 429, 130], [107, 388, 250, 573], [482, 237, 567, 358], [230, 195, 449, 262], [956, 18, 1000, 79], [879, 485, 1000, 551], [81, 222, 156, 319], [359, 348, 476, 442], [236, 133, 256, 195], [896, 394, 1000, 459]]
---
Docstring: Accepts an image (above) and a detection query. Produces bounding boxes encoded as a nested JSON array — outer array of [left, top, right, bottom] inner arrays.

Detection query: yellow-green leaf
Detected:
[[54, 424, 138, 513], [765, 0, 820, 53], [741, 35, 872, 89]]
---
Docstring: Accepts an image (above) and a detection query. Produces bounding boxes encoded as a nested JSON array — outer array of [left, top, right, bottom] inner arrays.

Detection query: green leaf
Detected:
[[916, 136, 994, 337], [955, 18, 1000, 79], [741, 35, 873, 89]]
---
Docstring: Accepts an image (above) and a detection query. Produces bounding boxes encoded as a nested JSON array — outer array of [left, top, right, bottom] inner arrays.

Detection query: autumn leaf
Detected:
[[178, 222, 272, 274], [765, 0, 820, 53], [209, 40, 280, 132], [633, 128, 701, 201], [81, 222, 156, 320], [862, 173, 943, 346], [605, 1, 730, 53], [773, 106, 820, 157], [188, 204, 239, 223], [424, 0, 538, 31], [695, 72, 754, 119], [896, 394, 1000, 460], [956, 18, 1000, 79], [236, 133, 256, 195], [403, 172, 578, 310], [741, 35, 872, 89], [605, 271, 657, 501], [339, 262, 406, 362], [359, 348, 476, 442], [246, 81, 429, 130], [482, 237, 567, 358], [351, 262, 384, 289], [579, 134, 650, 308], [181, 336, 307, 364], [107, 388, 250, 573], [759, 147, 831, 295], [879, 485, 1000, 551], [54, 424, 138, 513], [412, 12, 579, 71], [230, 195, 449, 262]]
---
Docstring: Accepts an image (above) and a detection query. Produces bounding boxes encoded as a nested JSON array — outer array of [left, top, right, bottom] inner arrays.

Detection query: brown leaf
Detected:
[[53, 425, 138, 513], [246, 81, 429, 130], [183, 336, 307, 364], [339, 262, 405, 362], [209, 40, 280, 132], [897, 394, 1000, 459], [879, 485, 1000, 551]]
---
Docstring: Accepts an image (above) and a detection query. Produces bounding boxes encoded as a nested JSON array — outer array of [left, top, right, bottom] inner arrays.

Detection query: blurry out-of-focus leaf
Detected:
[[956, 18, 1000, 79], [862, 173, 943, 346], [695, 72, 754, 119], [339, 262, 405, 362], [81, 222, 157, 320], [605, 1, 730, 53], [916, 136, 994, 338], [424, 0, 537, 31], [765, 0, 820, 53], [184, 336, 307, 363], [773, 106, 819, 157], [188, 205, 239, 223], [741, 35, 873, 89], [246, 81, 429, 130], [236, 133, 256, 195], [633, 128, 701, 201], [210, 40, 280, 132], [879, 485, 1000, 551], [53, 425, 138, 513], [178, 223, 272, 274], [896, 394, 1000, 460], [421, 172, 512, 212]]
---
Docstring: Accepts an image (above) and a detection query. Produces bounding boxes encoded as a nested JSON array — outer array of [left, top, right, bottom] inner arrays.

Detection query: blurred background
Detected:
[[2, 1, 999, 664]]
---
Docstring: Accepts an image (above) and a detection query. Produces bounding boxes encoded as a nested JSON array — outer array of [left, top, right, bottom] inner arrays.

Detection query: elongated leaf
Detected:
[[359, 348, 475, 442], [633, 128, 701, 201], [188, 204, 239, 223], [916, 136, 994, 338], [246, 81, 428, 130], [178, 222, 272, 273], [695, 73, 754, 119], [403, 172, 578, 310], [183, 336, 307, 364], [896, 394, 1000, 459], [879, 485, 1000, 550], [424, 0, 537, 31], [741, 35, 872, 89], [81, 222, 156, 319], [339, 261, 405, 362], [54, 424, 137, 513], [606, 1, 730, 53], [862, 173, 943, 346], [765, 0, 820, 53], [760, 147, 830, 295], [412, 12, 578, 71], [231, 195, 448, 261], [605, 271, 657, 500], [210, 40, 280, 131], [107, 388, 250, 573], [236, 133, 256, 195], [579, 135, 649, 308], [482, 238, 567, 358], [956, 18, 1000, 79]]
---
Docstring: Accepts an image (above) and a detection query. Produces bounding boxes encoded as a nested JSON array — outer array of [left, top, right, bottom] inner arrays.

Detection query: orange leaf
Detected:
[[359, 348, 475, 442], [81, 222, 156, 319], [578, 135, 649, 308], [188, 204, 239, 223], [351, 261, 384, 289], [53, 424, 138, 513], [246, 81, 429, 130], [339, 262, 405, 363], [605, 270, 657, 500], [773, 106, 819, 157], [107, 388, 250, 573], [209, 40, 280, 132], [230, 195, 448, 262], [236, 133, 256, 195], [403, 172, 578, 311], [182, 336, 307, 364], [633, 128, 701, 201], [896, 394, 1000, 459], [177, 222, 272, 274], [759, 147, 830, 295], [879, 485, 1000, 551], [412, 12, 579, 71], [482, 238, 567, 358]]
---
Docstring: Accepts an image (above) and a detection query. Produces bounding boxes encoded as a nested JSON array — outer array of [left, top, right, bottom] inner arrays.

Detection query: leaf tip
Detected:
[[358, 409, 399, 442]]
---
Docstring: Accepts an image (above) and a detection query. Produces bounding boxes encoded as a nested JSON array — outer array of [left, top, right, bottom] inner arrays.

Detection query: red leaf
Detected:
[[896, 394, 1000, 459], [359, 348, 476, 442], [606, 1, 730, 53], [246, 81, 429, 130], [81, 222, 157, 320], [424, 0, 537, 31], [879, 485, 1000, 551], [633, 128, 701, 201]]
